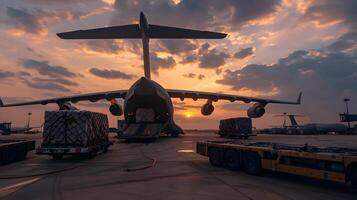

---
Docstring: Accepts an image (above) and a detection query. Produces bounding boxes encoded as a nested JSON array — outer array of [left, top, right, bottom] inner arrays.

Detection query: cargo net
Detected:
[[42, 110, 109, 147]]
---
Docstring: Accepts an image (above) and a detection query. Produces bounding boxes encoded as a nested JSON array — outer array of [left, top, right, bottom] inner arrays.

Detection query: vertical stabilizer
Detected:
[[140, 12, 151, 79]]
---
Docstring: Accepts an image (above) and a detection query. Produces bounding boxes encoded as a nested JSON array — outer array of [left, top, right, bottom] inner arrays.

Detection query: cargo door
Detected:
[[121, 123, 163, 139]]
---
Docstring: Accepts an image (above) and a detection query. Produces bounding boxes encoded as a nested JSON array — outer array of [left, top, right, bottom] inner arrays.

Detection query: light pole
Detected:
[[27, 112, 32, 128], [344, 98, 350, 129]]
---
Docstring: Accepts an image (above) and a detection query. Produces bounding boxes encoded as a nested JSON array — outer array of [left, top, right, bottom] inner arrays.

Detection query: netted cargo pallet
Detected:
[[43, 110, 109, 147]]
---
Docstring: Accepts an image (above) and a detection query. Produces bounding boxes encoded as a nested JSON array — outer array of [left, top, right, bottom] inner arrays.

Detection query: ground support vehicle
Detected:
[[0, 139, 35, 164], [197, 140, 357, 187], [218, 118, 254, 139]]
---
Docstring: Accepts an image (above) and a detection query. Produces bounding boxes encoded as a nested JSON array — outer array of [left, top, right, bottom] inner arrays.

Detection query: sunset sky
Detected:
[[0, 0, 356, 129]]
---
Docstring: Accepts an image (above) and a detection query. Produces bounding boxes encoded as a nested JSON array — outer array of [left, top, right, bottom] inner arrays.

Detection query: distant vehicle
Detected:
[[260, 113, 349, 134], [0, 12, 301, 140], [0, 113, 41, 135], [218, 117, 253, 139]]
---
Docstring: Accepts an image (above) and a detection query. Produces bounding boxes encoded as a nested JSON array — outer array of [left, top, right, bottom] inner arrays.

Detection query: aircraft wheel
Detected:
[[209, 148, 223, 167], [224, 149, 241, 170], [243, 151, 262, 175]]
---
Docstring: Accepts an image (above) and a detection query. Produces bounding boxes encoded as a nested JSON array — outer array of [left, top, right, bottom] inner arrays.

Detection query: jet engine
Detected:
[[201, 101, 214, 116], [109, 99, 123, 116], [247, 103, 266, 118]]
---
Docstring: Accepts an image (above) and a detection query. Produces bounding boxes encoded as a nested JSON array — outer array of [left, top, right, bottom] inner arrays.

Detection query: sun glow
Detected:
[[184, 111, 193, 118]]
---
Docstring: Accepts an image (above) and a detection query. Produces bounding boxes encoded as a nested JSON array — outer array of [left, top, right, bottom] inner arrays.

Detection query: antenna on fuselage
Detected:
[[57, 12, 227, 79]]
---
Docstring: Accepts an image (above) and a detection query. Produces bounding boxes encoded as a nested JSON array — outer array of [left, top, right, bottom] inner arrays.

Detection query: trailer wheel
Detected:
[[351, 170, 357, 188], [209, 148, 223, 167], [224, 150, 241, 170], [243, 151, 262, 175], [52, 154, 63, 160], [15, 149, 27, 161]]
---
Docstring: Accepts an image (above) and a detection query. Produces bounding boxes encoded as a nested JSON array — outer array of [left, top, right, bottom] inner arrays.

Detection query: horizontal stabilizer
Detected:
[[57, 24, 226, 39], [57, 24, 141, 39]]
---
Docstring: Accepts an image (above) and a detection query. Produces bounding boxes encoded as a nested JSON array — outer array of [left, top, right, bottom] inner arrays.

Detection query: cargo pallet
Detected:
[[0, 140, 36, 165], [196, 141, 357, 187], [36, 141, 113, 159]]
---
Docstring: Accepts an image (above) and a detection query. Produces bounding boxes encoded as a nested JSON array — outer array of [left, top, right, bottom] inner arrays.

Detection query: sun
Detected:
[[184, 111, 193, 118]]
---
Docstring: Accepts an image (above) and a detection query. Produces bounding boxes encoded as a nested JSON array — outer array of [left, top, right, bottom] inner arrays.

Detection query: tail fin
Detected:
[[57, 12, 226, 79], [0, 98, 4, 107]]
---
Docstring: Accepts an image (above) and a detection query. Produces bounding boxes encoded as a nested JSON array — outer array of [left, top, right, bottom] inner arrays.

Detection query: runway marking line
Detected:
[[0, 177, 41, 198], [178, 149, 194, 153]]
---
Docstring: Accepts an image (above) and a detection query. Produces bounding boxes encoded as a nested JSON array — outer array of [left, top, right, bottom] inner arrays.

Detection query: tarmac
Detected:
[[0, 131, 356, 200]]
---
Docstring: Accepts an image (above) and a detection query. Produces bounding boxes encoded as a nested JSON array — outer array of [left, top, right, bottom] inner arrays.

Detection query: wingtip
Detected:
[[56, 32, 65, 39], [297, 92, 302, 104]]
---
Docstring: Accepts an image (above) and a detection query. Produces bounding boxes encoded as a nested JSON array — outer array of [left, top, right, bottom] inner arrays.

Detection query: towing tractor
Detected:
[[196, 140, 357, 187]]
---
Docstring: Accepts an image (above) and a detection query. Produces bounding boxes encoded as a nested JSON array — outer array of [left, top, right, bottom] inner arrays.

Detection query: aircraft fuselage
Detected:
[[124, 77, 174, 125]]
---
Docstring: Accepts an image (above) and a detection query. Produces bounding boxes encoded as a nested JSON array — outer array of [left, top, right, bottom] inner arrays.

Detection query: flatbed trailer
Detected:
[[36, 141, 113, 159], [0, 139, 36, 165], [196, 140, 357, 187]]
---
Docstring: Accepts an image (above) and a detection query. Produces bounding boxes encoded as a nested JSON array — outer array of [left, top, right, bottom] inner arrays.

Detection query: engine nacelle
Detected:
[[109, 103, 123, 116], [201, 103, 214, 116], [247, 103, 266, 118]]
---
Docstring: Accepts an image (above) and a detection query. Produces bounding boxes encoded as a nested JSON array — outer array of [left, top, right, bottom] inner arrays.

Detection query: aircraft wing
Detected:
[[0, 90, 127, 107], [167, 89, 302, 105]]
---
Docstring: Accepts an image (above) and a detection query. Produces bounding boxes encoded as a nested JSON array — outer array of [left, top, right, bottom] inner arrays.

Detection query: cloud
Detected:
[[325, 31, 357, 52], [22, 79, 72, 92], [216, 32, 357, 121], [234, 47, 255, 59], [20, 59, 78, 78], [5, 7, 85, 35], [110, 0, 281, 30], [183, 73, 196, 79], [217, 102, 250, 111], [199, 47, 229, 69], [197, 74, 205, 80], [89, 68, 137, 80], [157, 39, 198, 54], [77, 40, 124, 55], [0, 70, 15, 79], [150, 52, 176, 74], [299, 0, 357, 29], [17, 71, 31, 77], [182, 73, 205, 80], [180, 53, 198, 64], [32, 77, 78, 86]]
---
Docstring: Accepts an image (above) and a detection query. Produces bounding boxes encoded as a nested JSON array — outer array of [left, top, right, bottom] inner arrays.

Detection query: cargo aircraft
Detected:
[[0, 12, 301, 139]]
